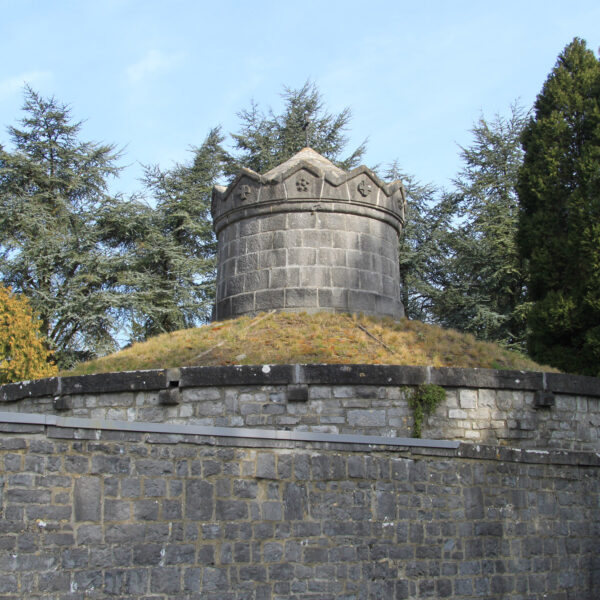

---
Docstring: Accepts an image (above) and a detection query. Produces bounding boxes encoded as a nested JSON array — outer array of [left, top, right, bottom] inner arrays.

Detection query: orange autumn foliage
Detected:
[[0, 286, 57, 384]]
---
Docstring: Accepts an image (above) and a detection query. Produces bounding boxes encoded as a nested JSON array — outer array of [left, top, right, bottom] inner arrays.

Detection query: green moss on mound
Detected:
[[64, 312, 556, 376]]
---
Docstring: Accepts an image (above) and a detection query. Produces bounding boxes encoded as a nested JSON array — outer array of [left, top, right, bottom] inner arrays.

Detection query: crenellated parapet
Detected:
[[211, 148, 406, 234], [211, 148, 407, 320]]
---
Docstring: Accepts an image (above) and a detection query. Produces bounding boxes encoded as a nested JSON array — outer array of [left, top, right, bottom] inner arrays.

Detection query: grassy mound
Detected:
[[65, 312, 556, 376]]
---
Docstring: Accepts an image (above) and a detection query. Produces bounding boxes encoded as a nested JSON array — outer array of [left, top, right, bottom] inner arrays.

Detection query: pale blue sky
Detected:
[[1, 0, 599, 196]]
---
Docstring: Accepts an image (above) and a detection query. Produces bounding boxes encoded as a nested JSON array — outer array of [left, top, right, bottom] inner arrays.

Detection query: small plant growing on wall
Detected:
[[408, 384, 446, 438]]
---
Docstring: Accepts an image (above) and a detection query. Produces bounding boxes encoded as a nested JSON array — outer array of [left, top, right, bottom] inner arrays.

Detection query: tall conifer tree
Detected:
[[436, 106, 530, 349], [99, 128, 224, 340], [0, 87, 122, 367], [394, 106, 529, 349], [387, 162, 452, 322], [223, 81, 366, 177], [517, 38, 600, 375]]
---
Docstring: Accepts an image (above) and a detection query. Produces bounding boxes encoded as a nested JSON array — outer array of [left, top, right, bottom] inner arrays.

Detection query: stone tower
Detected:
[[211, 148, 407, 320]]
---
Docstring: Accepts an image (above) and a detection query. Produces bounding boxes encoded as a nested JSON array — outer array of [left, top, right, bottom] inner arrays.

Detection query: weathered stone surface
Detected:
[[0, 377, 59, 402], [256, 453, 276, 479], [534, 390, 555, 408], [185, 479, 213, 520], [546, 371, 600, 396], [3, 364, 598, 402], [211, 148, 406, 320], [1, 365, 600, 451], [287, 384, 308, 402], [62, 370, 166, 395], [74, 477, 101, 521], [0, 376, 600, 450], [180, 365, 294, 387], [0, 426, 597, 599]]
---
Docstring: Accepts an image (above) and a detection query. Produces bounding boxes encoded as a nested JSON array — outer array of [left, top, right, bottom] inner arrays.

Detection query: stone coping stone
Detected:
[[60, 370, 167, 395], [1, 364, 598, 403], [180, 364, 294, 387], [545, 371, 600, 396], [0, 376, 60, 401]]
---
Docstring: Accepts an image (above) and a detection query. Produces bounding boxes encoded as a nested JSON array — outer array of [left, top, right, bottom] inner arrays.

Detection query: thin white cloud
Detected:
[[126, 50, 182, 84], [0, 71, 53, 99]]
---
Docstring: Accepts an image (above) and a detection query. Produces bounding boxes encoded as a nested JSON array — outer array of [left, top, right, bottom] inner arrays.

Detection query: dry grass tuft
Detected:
[[64, 312, 557, 376]]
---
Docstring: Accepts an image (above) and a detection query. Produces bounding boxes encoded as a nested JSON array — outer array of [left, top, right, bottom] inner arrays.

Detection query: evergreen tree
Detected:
[[100, 128, 224, 340], [517, 38, 600, 375], [433, 105, 530, 349], [0, 87, 123, 367], [224, 81, 366, 177], [392, 104, 529, 350], [0, 285, 57, 383], [386, 162, 453, 322]]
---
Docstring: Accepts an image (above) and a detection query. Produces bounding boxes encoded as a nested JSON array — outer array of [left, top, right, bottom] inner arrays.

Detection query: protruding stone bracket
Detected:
[[287, 384, 308, 402], [52, 396, 71, 411], [158, 388, 180, 405], [534, 390, 555, 409], [159, 368, 182, 406]]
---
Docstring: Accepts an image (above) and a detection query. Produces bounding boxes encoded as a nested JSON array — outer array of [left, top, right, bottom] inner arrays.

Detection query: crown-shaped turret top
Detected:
[[211, 148, 406, 320], [212, 148, 406, 234]]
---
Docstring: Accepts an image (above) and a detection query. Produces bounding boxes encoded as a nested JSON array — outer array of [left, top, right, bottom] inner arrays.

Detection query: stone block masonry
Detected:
[[1, 365, 599, 598], [0, 421, 598, 599], [211, 148, 407, 319], [2, 364, 599, 452], [215, 210, 404, 320]]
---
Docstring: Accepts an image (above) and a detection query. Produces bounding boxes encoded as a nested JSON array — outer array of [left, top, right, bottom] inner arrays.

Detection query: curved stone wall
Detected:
[[2, 365, 599, 451], [213, 210, 404, 320], [0, 414, 598, 599], [1, 365, 599, 599], [211, 148, 406, 320]]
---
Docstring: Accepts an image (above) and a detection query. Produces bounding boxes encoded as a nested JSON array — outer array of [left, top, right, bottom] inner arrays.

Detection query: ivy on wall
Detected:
[[407, 384, 446, 438]]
